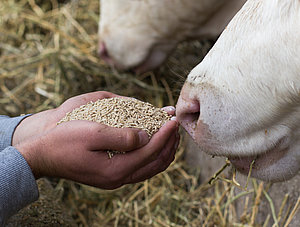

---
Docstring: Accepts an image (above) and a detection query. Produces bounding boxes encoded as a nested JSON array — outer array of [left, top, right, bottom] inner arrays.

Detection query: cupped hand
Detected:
[[13, 91, 180, 189], [16, 118, 179, 189], [12, 91, 123, 145]]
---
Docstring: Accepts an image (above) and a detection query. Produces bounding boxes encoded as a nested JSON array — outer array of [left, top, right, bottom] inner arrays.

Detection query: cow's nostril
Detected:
[[182, 111, 200, 124], [177, 98, 200, 125], [98, 42, 108, 57], [98, 41, 112, 63], [176, 98, 200, 138]]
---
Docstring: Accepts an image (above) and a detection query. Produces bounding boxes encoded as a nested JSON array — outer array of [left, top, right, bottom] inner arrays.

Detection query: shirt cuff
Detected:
[[0, 146, 39, 225], [0, 115, 31, 151]]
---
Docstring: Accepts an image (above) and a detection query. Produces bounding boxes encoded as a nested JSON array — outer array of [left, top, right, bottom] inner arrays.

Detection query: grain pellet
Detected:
[[57, 97, 172, 157]]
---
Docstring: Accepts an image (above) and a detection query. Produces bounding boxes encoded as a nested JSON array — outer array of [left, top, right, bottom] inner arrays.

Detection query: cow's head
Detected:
[[98, 0, 244, 74], [176, 0, 300, 182]]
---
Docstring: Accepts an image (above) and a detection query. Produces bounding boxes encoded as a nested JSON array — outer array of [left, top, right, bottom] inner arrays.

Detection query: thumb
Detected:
[[84, 122, 150, 152]]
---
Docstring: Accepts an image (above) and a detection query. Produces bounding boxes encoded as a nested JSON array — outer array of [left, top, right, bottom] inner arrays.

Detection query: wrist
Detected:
[[12, 109, 56, 146], [16, 139, 43, 179]]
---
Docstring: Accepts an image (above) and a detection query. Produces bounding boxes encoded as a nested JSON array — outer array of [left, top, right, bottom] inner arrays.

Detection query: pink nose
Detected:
[[98, 41, 114, 65], [176, 93, 200, 138]]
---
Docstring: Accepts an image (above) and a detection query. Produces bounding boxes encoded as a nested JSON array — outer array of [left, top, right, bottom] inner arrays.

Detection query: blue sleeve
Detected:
[[0, 115, 29, 151], [0, 115, 39, 225]]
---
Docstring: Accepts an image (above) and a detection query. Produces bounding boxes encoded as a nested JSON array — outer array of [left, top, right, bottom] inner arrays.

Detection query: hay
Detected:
[[1, 0, 299, 226]]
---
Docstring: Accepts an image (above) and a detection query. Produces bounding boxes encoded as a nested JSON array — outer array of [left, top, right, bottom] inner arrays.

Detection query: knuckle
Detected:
[[124, 130, 139, 150], [100, 91, 114, 98]]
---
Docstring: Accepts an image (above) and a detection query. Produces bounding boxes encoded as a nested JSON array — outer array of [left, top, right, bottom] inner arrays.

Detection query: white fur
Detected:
[[176, 0, 300, 182], [99, 0, 246, 72]]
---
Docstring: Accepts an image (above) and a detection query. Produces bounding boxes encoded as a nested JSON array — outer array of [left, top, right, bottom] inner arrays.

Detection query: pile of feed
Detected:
[[57, 97, 172, 157], [58, 97, 171, 137]]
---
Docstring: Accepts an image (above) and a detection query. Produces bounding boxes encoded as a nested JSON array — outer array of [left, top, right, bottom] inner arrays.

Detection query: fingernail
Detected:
[[162, 106, 176, 112], [138, 130, 149, 145], [162, 116, 178, 127]]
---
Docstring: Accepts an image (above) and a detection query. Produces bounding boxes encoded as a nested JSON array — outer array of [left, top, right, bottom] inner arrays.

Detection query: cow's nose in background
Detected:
[[176, 92, 200, 138], [98, 41, 114, 65]]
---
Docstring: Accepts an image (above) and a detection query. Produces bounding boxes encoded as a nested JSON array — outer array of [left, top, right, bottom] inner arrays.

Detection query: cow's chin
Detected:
[[106, 48, 169, 75], [182, 122, 299, 182], [132, 49, 168, 74], [228, 145, 298, 182], [132, 43, 176, 74], [102, 41, 175, 74]]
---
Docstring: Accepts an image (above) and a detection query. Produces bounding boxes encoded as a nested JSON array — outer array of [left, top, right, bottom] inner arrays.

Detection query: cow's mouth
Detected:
[[228, 137, 289, 176]]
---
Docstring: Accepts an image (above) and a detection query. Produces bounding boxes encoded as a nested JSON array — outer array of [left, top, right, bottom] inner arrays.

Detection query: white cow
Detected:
[[98, 0, 246, 73], [176, 0, 300, 182]]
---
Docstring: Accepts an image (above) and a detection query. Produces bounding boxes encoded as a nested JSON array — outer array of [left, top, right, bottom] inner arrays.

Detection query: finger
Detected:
[[78, 122, 150, 152], [161, 106, 176, 116], [72, 91, 125, 104], [109, 120, 178, 178], [130, 130, 179, 183], [124, 131, 179, 184], [59, 91, 122, 112], [57, 92, 135, 122]]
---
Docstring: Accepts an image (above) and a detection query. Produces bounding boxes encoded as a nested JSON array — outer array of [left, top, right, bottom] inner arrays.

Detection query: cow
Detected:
[[98, 0, 246, 74], [176, 0, 300, 183], [176, 0, 300, 225]]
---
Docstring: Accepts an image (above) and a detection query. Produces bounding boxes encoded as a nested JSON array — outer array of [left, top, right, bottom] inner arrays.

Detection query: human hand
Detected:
[[12, 91, 122, 145], [13, 91, 180, 189]]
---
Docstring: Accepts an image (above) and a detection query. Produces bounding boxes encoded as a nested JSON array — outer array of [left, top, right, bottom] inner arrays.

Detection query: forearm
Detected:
[[0, 115, 40, 224], [0, 146, 38, 225]]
